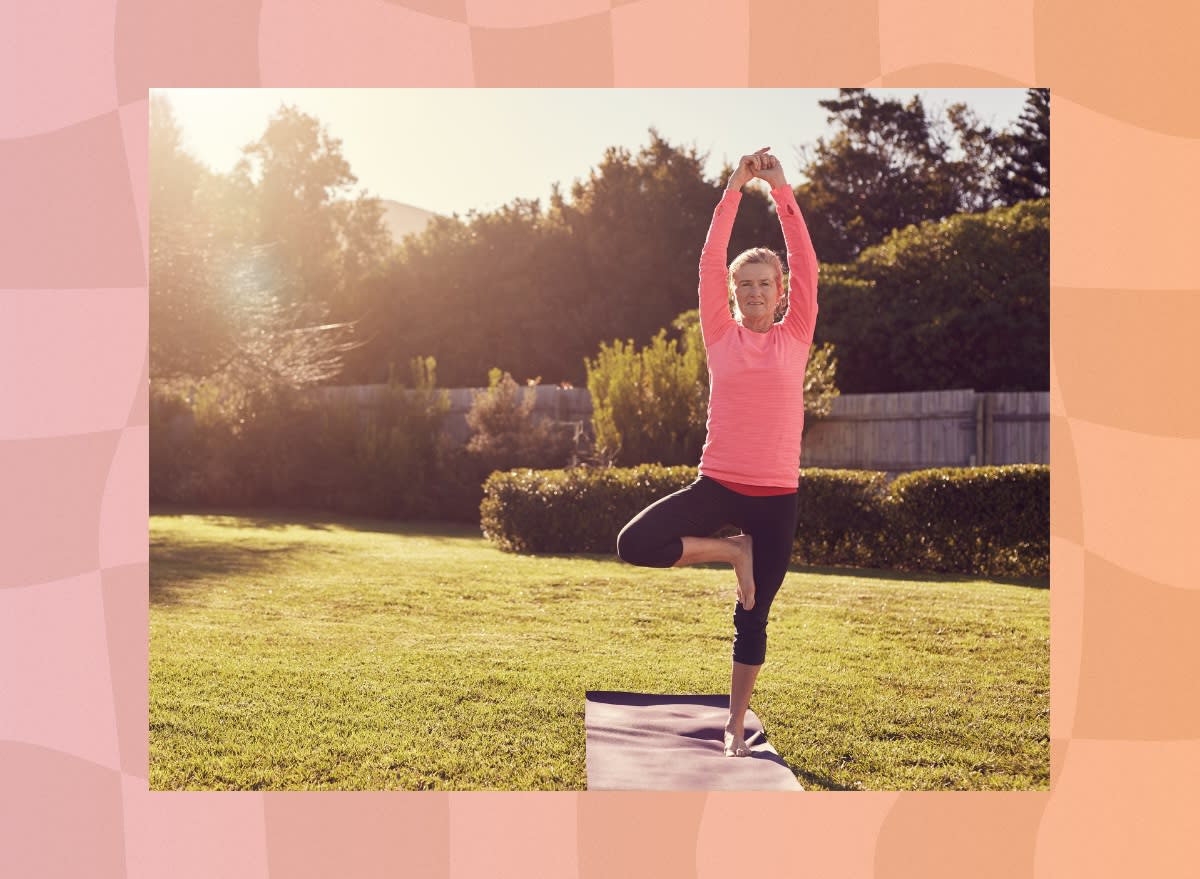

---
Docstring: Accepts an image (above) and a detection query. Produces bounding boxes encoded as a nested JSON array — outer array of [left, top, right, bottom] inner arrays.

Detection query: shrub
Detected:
[[148, 357, 456, 518], [816, 199, 1049, 393], [586, 309, 841, 466], [481, 463, 1049, 578], [149, 391, 196, 503], [792, 469, 892, 567], [889, 464, 1048, 578], [585, 327, 708, 467], [465, 369, 576, 474], [316, 358, 451, 517], [480, 464, 698, 553]]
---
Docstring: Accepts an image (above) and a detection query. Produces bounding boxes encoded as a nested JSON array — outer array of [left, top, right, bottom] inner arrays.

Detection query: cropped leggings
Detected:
[[616, 476, 799, 666]]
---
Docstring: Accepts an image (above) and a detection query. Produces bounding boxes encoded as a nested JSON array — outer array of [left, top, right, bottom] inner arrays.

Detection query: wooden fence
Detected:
[[301, 385, 1047, 471], [303, 384, 593, 445], [801, 389, 1049, 472]]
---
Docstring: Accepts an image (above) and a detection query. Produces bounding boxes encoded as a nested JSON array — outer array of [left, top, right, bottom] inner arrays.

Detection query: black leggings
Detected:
[[616, 476, 799, 666]]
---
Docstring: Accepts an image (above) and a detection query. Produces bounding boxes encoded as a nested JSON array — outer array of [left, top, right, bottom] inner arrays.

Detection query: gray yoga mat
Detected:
[[584, 691, 803, 791]]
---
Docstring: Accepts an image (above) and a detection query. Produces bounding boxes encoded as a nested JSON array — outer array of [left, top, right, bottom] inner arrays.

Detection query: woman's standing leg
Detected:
[[724, 492, 800, 756]]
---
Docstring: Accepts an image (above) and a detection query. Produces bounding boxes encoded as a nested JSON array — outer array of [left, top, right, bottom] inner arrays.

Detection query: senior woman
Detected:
[[616, 147, 818, 758]]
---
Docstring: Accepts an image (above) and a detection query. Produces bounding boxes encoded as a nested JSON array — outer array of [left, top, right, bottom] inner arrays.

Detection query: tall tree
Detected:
[[795, 89, 1009, 262], [362, 129, 782, 387], [149, 95, 363, 408], [149, 93, 239, 384], [995, 88, 1050, 204], [232, 104, 391, 316]]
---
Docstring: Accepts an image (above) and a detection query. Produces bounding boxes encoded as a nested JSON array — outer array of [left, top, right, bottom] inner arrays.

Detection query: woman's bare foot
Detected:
[[729, 534, 756, 610], [724, 724, 750, 757]]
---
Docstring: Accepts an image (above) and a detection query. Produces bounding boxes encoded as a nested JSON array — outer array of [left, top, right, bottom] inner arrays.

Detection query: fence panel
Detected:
[[154, 385, 1047, 471], [802, 389, 1048, 472], [988, 391, 1050, 466]]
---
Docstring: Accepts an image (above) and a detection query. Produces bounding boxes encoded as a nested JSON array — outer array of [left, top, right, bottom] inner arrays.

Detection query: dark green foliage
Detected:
[[995, 89, 1050, 204], [798, 90, 958, 263], [480, 464, 1049, 578], [796, 87, 1049, 263], [792, 470, 891, 567], [815, 199, 1049, 393], [585, 323, 709, 466], [890, 465, 1049, 578], [480, 465, 697, 554]]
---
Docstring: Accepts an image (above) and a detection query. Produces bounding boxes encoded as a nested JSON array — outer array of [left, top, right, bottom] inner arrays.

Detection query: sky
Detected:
[[153, 88, 1032, 217]]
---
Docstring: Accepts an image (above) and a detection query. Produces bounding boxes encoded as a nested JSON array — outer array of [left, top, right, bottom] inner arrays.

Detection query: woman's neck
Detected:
[[740, 315, 774, 334]]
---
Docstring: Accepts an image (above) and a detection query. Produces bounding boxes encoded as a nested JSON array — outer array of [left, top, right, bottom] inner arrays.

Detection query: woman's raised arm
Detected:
[[699, 149, 771, 347], [755, 156, 818, 343]]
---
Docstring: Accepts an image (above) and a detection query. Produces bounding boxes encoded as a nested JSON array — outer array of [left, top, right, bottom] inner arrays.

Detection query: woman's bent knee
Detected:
[[617, 521, 681, 568]]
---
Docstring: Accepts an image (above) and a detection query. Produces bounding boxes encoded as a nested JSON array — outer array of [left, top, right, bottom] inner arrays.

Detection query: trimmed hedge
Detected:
[[791, 469, 892, 568], [889, 465, 1048, 578], [481, 464, 1049, 579], [480, 464, 697, 554]]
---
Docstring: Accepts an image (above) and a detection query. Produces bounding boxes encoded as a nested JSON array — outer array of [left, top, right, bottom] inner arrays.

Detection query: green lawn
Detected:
[[150, 507, 1049, 791]]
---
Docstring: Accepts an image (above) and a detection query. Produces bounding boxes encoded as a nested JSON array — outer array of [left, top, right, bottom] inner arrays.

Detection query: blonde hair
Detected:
[[728, 248, 788, 322]]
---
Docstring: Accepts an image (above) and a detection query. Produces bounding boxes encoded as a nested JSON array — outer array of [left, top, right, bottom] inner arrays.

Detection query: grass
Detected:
[[149, 506, 1049, 791]]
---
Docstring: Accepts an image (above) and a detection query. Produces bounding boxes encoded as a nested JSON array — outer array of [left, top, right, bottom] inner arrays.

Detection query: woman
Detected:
[[616, 147, 818, 758]]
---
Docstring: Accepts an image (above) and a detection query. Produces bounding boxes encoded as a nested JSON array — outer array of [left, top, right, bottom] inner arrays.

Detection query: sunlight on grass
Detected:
[[150, 507, 1049, 791]]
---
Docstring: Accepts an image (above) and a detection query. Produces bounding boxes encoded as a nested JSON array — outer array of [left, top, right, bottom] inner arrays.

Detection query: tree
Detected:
[[231, 103, 392, 367], [796, 90, 953, 262], [549, 130, 731, 369], [364, 129, 784, 387], [149, 95, 364, 413], [814, 199, 1049, 393], [994, 89, 1050, 204], [149, 94, 236, 384], [795, 88, 1014, 262]]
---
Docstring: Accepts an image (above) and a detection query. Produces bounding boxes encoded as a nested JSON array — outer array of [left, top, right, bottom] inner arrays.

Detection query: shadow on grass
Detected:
[[150, 507, 483, 606], [151, 506, 1047, 592], [522, 550, 1047, 590], [787, 763, 856, 791], [150, 540, 310, 607], [151, 504, 481, 540], [791, 563, 1049, 590]]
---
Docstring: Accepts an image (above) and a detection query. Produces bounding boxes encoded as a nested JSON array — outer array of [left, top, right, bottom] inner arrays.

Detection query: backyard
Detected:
[[150, 507, 1049, 791]]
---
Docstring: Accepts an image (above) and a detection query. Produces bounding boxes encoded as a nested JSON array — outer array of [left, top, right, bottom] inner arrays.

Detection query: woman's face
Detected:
[[731, 263, 781, 323]]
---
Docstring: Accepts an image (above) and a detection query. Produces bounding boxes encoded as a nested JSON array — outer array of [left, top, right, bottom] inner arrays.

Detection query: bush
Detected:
[[792, 469, 891, 567], [889, 464, 1048, 578], [585, 326, 708, 466], [149, 391, 196, 503], [465, 369, 576, 474], [586, 309, 841, 466], [481, 463, 1049, 578], [150, 381, 256, 506], [816, 199, 1049, 394], [148, 357, 460, 519], [480, 464, 697, 553]]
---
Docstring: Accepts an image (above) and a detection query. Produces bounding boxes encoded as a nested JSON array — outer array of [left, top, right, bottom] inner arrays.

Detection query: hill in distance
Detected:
[[379, 199, 440, 243]]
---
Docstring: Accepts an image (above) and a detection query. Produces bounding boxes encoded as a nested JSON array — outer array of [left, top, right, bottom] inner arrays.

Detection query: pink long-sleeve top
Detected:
[[696, 185, 819, 489]]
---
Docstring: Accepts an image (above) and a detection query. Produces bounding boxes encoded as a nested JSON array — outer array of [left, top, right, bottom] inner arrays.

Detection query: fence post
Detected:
[[974, 394, 985, 467], [983, 394, 994, 465]]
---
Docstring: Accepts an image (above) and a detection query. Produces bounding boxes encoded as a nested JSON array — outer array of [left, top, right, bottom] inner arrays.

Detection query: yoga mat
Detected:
[[584, 691, 804, 791]]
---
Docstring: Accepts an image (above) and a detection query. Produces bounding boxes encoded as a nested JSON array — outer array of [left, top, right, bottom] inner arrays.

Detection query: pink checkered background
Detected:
[[2, 1, 1198, 876]]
